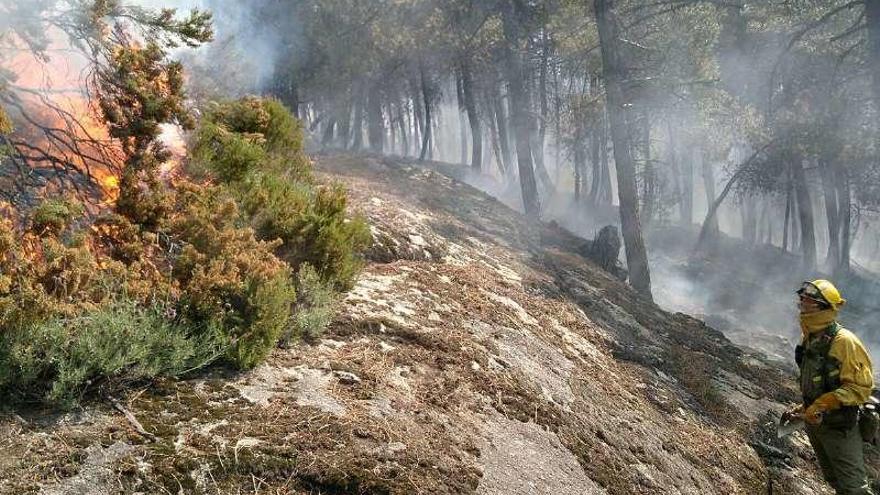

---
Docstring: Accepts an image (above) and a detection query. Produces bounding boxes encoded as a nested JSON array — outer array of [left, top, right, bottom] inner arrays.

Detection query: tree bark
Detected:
[[398, 103, 409, 156], [461, 61, 483, 171], [594, 0, 652, 298], [793, 156, 816, 271], [533, 29, 554, 193], [412, 91, 423, 156], [494, 84, 513, 176], [321, 117, 336, 148], [599, 110, 613, 204], [367, 84, 384, 153], [668, 120, 692, 227], [700, 146, 720, 238], [575, 140, 586, 201], [487, 102, 505, 174], [820, 159, 841, 269], [419, 67, 433, 162], [387, 103, 396, 154], [456, 70, 469, 164], [836, 166, 852, 274], [640, 116, 656, 225], [352, 96, 365, 151], [501, 2, 540, 219], [867, 1, 880, 132], [589, 124, 601, 203]]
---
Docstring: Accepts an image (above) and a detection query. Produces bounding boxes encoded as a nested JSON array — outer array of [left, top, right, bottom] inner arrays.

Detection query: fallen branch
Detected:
[[109, 395, 158, 443]]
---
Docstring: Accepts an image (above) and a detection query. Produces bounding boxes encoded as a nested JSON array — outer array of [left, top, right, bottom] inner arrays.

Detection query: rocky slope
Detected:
[[0, 153, 858, 494]]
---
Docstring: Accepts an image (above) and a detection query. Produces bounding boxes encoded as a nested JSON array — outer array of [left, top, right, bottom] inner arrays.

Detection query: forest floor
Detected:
[[1, 152, 872, 494]]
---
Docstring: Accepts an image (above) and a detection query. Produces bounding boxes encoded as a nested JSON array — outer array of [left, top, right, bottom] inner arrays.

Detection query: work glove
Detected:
[[782, 404, 804, 422], [804, 392, 842, 425]]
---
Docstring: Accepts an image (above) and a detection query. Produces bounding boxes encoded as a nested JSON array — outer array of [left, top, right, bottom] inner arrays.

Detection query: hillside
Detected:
[[0, 153, 852, 494]]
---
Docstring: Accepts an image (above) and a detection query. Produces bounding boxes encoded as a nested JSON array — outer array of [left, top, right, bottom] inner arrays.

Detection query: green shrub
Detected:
[[0, 299, 224, 405], [190, 122, 267, 182], [169, 183, 296, 369], [208, 96, 305, 158], [30, 198, 84, 235], [287, 263, 337, 343], [238, 174, 370, 290], [190, 97, 370, 290]]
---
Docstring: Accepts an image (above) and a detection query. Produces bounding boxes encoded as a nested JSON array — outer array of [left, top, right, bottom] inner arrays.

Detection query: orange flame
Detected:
[[6, 30, 123, 203]]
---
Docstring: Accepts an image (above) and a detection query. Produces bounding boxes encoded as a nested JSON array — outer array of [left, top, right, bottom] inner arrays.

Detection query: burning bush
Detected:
[[0, 98, 369, 405]]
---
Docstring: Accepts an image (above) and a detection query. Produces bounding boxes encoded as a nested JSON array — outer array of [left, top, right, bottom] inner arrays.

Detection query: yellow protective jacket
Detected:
[[801, 325, 874, 406]]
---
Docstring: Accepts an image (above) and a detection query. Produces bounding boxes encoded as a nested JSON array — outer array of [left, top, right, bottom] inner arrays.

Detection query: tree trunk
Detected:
[[820, 159, 841, 269], [594, 0, 652, 298], [700, 146, 720, 236], [668, 120, 691, 226], [836, 167, 852, 274], [398, 103, 409, 157], [793, 157, 816, 271], [533, 29, 554, 192], [456, 70, 469, 164], [367, 85, 384, 153], [575, 141, 586, 201], [419, 67, 433, 162], [413, 93, 423, 156], [867, 1, 880, 133], [461, 61, 483, 171], [352, 97, 365, 151], [321, 117, 336, 148], [501, 2, 540, 219], [494, 85, 513, 176], [640, 116, 656, 225], [599, 110, 613, 204], [742, 195, 757, 244], [487, 102, 504, 174], [387, 103, 396, 154], [589, 124, 601, 203]]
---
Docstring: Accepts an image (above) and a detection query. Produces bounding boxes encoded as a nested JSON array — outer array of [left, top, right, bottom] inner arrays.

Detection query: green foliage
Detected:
[[289, 264, 337, 342], [191, 122, 267, 182], [200, 97, 310, 176], [169, 183, 296, 369], [0, 299, 223, 404], [239, 174, 370, 290], [30, 198, 84, 235], [191, 97, 370, 290]]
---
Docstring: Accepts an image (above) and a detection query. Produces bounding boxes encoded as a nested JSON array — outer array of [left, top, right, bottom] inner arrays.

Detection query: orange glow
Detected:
[[6, 29, 123, 204], [102, 174, 119, 192], [159, 124, 186, 177]]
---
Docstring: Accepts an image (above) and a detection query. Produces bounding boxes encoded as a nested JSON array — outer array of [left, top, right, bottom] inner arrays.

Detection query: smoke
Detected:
[[125, 0, 286, 96]]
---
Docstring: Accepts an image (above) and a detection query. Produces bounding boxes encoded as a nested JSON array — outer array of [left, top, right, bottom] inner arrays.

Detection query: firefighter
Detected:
[[794, 279, 875, 495]]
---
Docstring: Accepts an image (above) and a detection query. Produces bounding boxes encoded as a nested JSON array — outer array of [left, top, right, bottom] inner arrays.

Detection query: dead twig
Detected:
[[108, 395, 158, 443]]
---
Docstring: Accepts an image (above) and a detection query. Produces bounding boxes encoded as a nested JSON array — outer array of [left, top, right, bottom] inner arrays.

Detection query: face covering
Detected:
[[800, 308, 838, 336]]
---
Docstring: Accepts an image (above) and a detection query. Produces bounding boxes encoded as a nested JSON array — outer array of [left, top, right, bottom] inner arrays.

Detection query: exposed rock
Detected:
[[40, 442, 134, 495], [334, 370, 362, 385], [477, 415, 607, 495]]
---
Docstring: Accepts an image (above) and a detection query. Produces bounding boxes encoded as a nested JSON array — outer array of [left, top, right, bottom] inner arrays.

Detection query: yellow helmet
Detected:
[[797, 279, 846, 309]]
